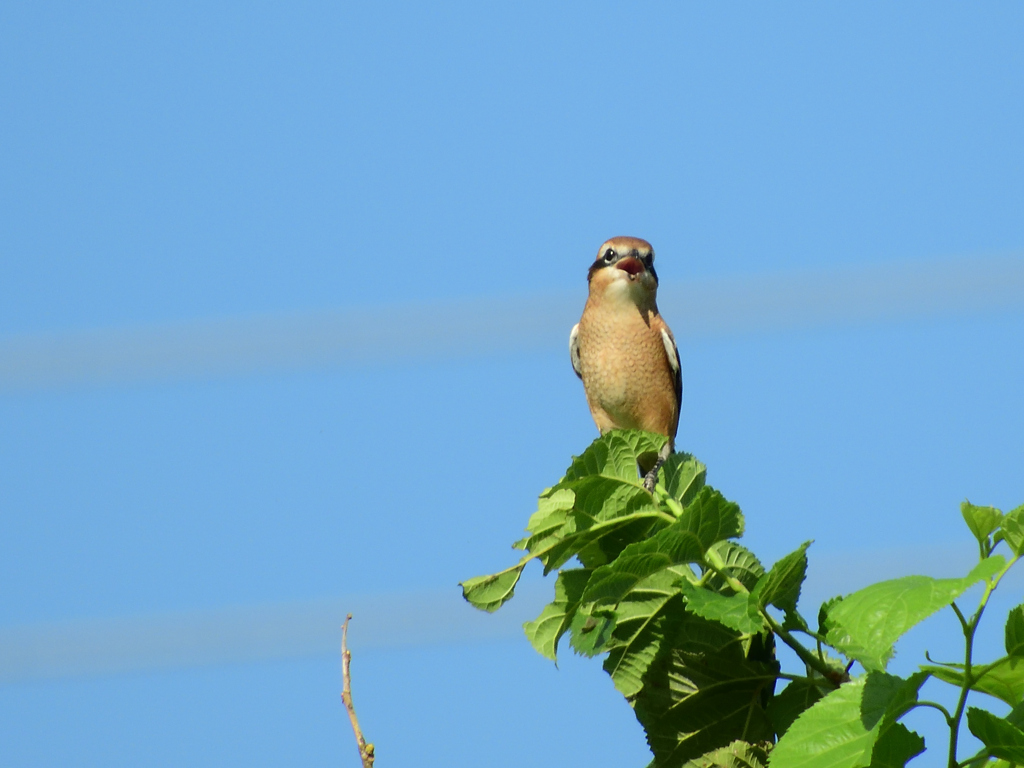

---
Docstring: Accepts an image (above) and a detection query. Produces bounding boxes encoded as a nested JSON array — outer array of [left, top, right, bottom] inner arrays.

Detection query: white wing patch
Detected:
[[660, 328, 679, 375], [569, 323, 582, 379]]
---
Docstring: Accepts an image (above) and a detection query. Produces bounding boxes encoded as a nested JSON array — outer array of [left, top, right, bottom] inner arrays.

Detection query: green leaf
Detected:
[[705, 542, 766, 594], [566, 487, 746, 697], [598, 575, 686, 696], [871, 671, 929, 726], [868, 723, 925, 768], [661, 453, 708, 507], [565, 429, 669, 483], [635, 614, 778, 767], [574, 515, 666, 570], [770, 673, 914, 768], [582, 486, 740, 583], [925, 657, 1024, 707], [998, 504, 1024, 557], [529, 507, 665, 574], [753, 541, 811, 615], [517, 487, 576, 547], [680, 583, 766, 635], [460, 565, 524, 612], [681, 740, 771, 768], [678, 487, 744, 550], [818, 596, 842, 635], [967, 707, 1024, 762], [578, 487, 741, 610], [824, 556, 1005, 671], [782, 609, 810, 634], [514, 432, 679, 572], [771, 678, 873, 767], [1007, 605, 1024, 657], [523, 568, 591, 660], [963, 501, 1004, 549], [580, 524, 706, 608], [563, 564, 685, 693], [569, 600, 618, 657], [767, 680, 825, 738], [1007, 699, 1024, 730]]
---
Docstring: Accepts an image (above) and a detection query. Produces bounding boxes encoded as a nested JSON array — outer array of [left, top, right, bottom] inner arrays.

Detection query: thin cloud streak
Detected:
[[0, 588, 548, 685], [2, 254, 1023, 390], [3, 546, 1017, 685]]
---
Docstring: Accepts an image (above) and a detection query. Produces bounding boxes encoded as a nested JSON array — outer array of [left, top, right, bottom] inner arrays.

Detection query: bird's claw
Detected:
[[643, 470, 658, 493]]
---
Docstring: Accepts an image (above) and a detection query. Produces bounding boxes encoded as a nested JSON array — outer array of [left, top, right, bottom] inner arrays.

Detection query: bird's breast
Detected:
[[575, 299, 678, 436]]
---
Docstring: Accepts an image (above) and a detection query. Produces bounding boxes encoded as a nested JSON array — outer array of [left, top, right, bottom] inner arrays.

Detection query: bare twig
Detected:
[[341, 614, 375, 768]]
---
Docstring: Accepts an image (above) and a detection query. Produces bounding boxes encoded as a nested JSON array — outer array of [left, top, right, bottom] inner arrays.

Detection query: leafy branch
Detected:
[[461, 431, 1024, 768]]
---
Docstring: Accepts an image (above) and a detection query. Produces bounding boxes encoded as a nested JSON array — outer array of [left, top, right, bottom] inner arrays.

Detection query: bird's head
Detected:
[[587, 236, 659, 303]]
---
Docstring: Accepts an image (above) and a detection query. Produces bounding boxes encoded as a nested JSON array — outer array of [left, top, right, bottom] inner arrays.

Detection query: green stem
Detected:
[[908, 700, 954, 722], [703, 547, 750, 596], [947, 555, 1019, 768], [947, 621, 974, 768], [762, 611, 843, 686], [702, 548, 841, 685], [653, 486, 685, 519], [955, 747, 991, 768], [950, 602, 969, 633], [792, 627, 829, 645], [774, 671, 815, 684]]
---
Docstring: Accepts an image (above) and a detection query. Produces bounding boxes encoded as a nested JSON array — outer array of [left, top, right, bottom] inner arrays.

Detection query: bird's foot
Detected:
[[642, 465, 661, 493], [642, 440, 673, 494]]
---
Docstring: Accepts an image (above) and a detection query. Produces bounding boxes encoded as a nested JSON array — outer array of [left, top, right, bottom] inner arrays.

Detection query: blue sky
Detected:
[[2, 3, 1023, 766]]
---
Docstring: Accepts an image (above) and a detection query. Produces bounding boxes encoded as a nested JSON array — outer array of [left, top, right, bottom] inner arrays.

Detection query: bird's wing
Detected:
[[659, 326, 683, 410], [569, 323, 583, 380]]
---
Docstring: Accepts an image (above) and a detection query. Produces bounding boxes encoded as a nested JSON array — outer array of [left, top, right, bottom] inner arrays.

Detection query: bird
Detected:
[[569, 236, 681, 492]]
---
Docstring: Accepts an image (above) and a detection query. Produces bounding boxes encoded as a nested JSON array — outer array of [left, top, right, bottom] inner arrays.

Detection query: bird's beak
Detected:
[[615, 256, 646, 280]]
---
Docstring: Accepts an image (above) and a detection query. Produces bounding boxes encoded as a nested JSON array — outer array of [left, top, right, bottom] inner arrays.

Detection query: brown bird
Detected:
[[569, 236, 681, 491]]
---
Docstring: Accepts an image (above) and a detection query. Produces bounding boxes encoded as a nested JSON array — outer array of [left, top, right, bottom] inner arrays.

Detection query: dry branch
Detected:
[[341, 614, 374, 768]]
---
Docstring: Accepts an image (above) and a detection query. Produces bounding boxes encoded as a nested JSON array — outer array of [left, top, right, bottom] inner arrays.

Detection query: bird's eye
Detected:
[[643, 253, 653, 266], [603, 249, 616, 262]]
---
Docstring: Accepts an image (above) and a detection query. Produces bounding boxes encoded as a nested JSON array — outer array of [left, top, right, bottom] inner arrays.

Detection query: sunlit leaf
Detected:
[[680, 583, 765, 635], [523, 568, 591, 660], [681, 740, 770, 768], [518, 431, 677, 572], [661, 453, 708, 507], [767, 680, 825, 739], [705, 542, 766, 594], [824, 556, 1004, 671], [580, 522, 705, 607], [459, 565, 524, 612], [962, 501, 1004, 549], [517, 487, 576, 549], [925, 657, 1024, 707], [564, 429, 668, 483], [677, 487, 744, 550], [818, 596, 842, 635], [753, 542, 811, 615], [998, 504, 1024, 557], [770, 673, 913, 768]]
